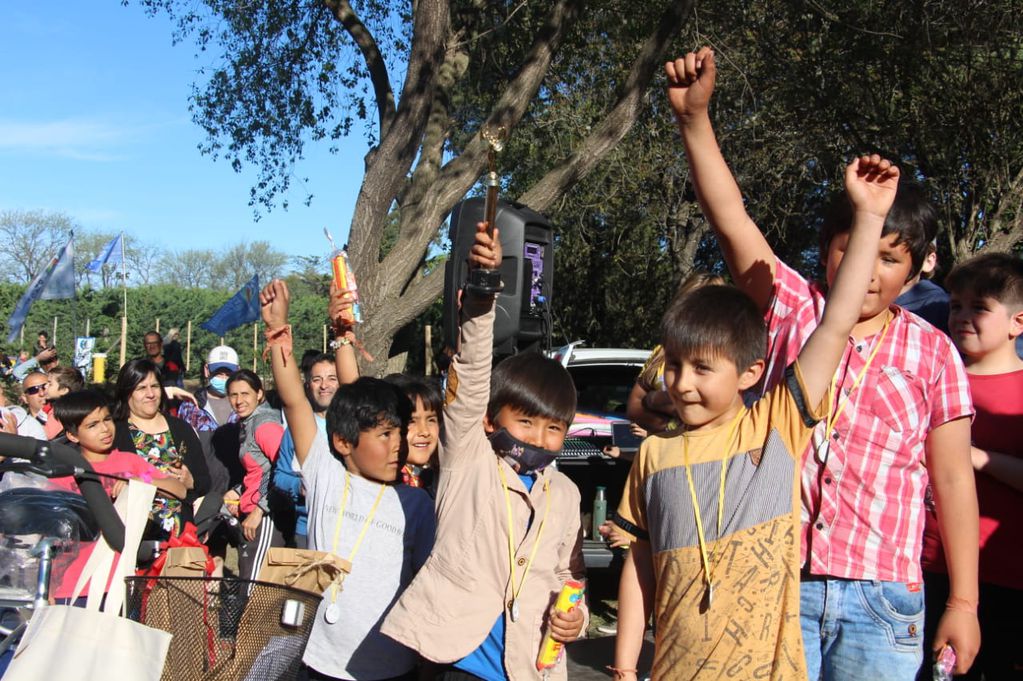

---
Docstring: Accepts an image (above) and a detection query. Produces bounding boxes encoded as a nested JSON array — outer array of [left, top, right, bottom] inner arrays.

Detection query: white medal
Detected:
[[324, 602, 341, 624], [700, 582, 714, 614], [510, 599, 520, 623]]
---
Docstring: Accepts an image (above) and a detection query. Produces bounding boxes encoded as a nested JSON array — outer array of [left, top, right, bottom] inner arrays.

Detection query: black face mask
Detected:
[[488, 428, 560, 475]]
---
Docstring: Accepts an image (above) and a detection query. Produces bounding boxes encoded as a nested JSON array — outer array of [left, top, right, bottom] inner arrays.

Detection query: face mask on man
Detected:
[[209, 375, 229, 395]]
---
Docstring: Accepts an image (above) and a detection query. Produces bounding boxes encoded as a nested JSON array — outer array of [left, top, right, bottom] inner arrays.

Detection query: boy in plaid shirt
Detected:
[[667, 47, 980, 678]]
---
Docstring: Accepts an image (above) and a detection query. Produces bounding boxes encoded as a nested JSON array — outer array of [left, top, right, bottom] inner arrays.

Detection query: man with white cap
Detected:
[[177, 345, 240, 432], [176, 345, 243, 545]]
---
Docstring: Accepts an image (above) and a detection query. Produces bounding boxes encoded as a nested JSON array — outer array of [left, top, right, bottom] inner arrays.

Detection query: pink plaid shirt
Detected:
[[763, 259, 972, 583]]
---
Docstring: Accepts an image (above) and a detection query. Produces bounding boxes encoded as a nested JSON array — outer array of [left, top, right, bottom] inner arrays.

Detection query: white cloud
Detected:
[[0, 118, 144, 161]]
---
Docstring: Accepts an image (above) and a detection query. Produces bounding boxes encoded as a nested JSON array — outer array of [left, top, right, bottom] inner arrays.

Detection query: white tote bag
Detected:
[[5, 480, 173, 681]]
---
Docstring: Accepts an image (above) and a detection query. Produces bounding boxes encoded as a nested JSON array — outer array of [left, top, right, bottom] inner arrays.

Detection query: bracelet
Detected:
[[329, 336, 353, 350], [262, 324, 293, 366], [606, 666, 638, 679], [945, 596, 978, 615]]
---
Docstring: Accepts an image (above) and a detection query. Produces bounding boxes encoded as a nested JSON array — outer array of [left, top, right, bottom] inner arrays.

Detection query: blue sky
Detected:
[[0, 3, 369, 261]]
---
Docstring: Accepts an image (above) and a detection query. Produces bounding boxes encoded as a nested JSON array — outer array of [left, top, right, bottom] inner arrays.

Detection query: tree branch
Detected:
[[346, 0, 449, 271], [423, 0, 586, 223], [324, 0, 396, 134], [519, 0, 693, 212]]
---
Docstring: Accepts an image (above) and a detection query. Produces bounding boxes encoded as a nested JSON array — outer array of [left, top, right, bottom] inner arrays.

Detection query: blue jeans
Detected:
[[800, 577, 924, 680]]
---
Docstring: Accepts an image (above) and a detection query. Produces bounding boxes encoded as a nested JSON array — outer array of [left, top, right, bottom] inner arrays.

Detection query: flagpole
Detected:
[[70, 230, 77, 346], [119, 231, 128, 368]]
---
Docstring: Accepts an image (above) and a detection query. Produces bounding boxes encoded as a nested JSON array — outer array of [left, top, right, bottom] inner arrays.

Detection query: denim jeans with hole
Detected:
[[800, 577, 924, 680]]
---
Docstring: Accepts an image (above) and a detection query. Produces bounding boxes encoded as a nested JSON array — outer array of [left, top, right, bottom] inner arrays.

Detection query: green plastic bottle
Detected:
[[592, 486, 607, 540]]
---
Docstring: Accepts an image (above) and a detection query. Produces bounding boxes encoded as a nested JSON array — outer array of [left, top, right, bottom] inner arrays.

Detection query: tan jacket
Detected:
[[381, 295, 587, 681]]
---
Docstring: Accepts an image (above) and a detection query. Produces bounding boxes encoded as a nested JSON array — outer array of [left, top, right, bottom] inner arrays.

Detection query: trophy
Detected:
[[465, 126, 506, 296]]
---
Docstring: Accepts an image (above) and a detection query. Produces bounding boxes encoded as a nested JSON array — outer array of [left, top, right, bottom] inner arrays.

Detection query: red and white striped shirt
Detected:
[[762, 259, 972, 583]]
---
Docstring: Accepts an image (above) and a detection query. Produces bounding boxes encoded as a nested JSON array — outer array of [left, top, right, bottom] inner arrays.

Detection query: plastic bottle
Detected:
[[592, 486, 607, 541]]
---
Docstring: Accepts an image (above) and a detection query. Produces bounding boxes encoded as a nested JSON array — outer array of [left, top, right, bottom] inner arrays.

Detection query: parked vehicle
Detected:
[[550, 343, 650, 569]]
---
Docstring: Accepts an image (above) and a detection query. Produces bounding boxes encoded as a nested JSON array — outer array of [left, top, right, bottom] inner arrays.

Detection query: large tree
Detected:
[[134, 0, 695, 371]]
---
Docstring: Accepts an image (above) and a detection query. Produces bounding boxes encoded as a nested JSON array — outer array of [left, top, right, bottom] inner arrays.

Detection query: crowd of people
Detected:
[[0, 47, 1019, 681]]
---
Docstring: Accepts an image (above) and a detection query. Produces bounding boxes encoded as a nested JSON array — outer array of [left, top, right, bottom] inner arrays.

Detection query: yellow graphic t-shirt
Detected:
[[615, 363, 823, 681]]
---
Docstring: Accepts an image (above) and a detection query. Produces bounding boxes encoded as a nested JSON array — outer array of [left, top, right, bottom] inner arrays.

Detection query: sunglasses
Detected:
[[24, 384, 47, 396]]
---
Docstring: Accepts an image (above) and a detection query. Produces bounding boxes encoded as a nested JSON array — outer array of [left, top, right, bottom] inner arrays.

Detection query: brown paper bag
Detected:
[[163, 546, 211, 577], [256, 548, 351, 595]]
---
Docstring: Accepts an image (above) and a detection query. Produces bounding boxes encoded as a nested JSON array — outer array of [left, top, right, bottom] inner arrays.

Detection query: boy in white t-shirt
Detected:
[[261, 279, 436, 681]]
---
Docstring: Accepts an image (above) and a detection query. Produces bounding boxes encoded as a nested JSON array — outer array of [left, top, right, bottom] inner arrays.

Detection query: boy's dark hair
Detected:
[[113, 359, 165, 420], [946, 252, 1023, 308], [226, 369, 263, 393], [384, 373, 445, 436], [819, 180, 938, 280], [48, 365, 85, 393], [486, 353, 577, 425], [327, 377, 412, 447], [662, 285, 766, 371], [53, 390, 110, 435]]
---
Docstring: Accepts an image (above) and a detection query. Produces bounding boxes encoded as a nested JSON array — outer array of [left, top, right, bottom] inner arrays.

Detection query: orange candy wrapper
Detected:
[[536, 579, 585, 672]]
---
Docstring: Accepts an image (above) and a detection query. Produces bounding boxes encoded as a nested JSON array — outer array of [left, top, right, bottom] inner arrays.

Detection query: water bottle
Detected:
[[592, 486, 607, 541]]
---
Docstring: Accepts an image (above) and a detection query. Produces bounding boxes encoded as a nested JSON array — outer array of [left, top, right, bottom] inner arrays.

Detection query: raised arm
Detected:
[[668, 47, 775, 310], [328, 281, 361, 385], [441, 224, 501, 468], [796, 155, 899, 408], [260, 279, 317, 466]]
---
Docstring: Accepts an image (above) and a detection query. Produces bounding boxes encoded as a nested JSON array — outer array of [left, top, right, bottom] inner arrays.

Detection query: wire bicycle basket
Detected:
[[124, 576, 320, 681]]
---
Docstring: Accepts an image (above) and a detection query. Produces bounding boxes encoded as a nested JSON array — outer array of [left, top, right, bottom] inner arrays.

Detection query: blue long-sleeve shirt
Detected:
[[271, 414, 326, 538]]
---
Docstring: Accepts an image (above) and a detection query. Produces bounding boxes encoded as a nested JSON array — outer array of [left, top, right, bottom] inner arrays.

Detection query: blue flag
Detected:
[[86, 234, 123, 273], [201, 275, 260, 336], [6, 238, 76, 342]]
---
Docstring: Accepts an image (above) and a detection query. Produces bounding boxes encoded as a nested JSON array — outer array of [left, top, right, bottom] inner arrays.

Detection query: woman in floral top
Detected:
[[112, 359, 211, 537]]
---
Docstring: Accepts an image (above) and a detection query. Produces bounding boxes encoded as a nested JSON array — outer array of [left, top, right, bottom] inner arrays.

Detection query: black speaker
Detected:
[[443, 198, 554, 356]]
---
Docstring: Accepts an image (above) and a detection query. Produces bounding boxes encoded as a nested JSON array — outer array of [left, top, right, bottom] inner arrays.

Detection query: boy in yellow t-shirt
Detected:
[[611, 150, 902, 681]]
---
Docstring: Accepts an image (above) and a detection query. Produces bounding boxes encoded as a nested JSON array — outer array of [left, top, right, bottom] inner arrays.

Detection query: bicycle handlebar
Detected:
[[0, 432, 125, 552]]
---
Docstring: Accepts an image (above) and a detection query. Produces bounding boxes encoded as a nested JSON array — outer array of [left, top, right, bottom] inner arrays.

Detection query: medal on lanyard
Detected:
[[324, 471, 386, 624], [497, 461, 550, 624], [683, 407, 745, 613]]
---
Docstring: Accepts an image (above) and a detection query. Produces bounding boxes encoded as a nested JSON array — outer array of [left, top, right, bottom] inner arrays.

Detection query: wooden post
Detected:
[[323, 324, 328, 353], [155, 317, 160, 334], [85, 318, 91, 337], [185, 321, 192, 373], [252, 322, 258, 371], [119, 316, 128, 367], [425, 324, 433, 376]]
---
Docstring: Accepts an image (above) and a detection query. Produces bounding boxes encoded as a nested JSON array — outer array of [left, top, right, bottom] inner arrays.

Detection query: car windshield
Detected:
[[568, 364, 642, 416]]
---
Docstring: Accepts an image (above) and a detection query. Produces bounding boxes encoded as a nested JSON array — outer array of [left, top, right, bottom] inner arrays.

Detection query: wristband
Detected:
[[330, 327, 355, 351], [263, 324, 293, 366]]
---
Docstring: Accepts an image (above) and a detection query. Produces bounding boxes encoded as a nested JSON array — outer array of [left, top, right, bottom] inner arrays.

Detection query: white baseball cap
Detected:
[[207, 345, 239, 373]]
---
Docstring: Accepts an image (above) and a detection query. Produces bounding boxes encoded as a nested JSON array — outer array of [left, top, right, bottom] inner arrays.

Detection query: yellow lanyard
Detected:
[[327, 471, 387, 607], [817, 311, 893, 462], [497, 461, 551, 623], [681, 407, 746, 612]]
